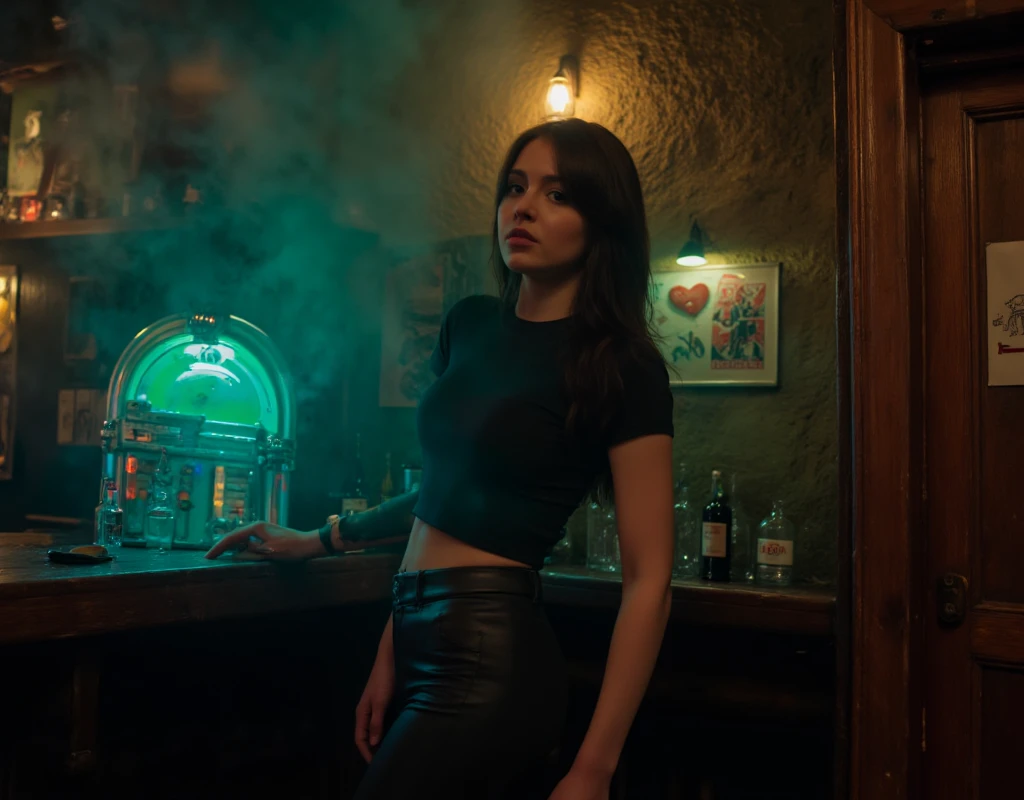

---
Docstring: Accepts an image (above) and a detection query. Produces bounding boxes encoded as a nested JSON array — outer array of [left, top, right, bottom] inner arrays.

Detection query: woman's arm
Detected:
[[323, 489, 420, 553], [570, 434, 674, 780], [205, 490, 419, 560]]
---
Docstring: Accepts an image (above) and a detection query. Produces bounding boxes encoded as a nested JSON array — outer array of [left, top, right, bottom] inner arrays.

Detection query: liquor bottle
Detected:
[[380, 452, 394, 504], [97, 482, 123, 547], [94, 476, 113, 544], [729, 472, 754, 583], [700, 469, 732, 582], [673, 461, 700, 579], [340, 433, 367, 516], [756, 500, 796, 586]]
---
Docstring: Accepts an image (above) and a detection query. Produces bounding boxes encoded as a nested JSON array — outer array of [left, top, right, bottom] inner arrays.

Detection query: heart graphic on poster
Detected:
[[669, 284, 709, 316]]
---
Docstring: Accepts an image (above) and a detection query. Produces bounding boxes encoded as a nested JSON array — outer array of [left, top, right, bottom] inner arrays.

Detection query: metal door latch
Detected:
[[937, 573, 967, 626]]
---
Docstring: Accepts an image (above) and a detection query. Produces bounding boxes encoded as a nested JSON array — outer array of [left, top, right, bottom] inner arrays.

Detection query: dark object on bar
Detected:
[[47, 545, 113, 564]]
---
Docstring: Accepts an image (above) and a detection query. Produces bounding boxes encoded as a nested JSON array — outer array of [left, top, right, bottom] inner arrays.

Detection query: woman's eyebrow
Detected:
[[508, 169, 562, 184]]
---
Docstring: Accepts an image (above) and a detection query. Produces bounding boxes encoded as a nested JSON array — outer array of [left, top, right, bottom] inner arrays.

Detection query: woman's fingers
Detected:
[[203, 522, 269, 559], [354, 700, 373, 763], [369, 700, 386, 747]]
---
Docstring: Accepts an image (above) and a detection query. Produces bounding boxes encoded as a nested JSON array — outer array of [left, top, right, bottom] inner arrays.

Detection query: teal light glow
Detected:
[[130, 335, 278, 427]]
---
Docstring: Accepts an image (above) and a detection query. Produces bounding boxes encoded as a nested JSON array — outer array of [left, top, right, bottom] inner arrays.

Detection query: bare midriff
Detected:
[[398, 516, 530, 572]]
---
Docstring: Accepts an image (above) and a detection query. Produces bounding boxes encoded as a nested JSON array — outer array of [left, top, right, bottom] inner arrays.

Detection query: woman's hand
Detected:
[[354, 650, 395, 763], [547, 766, 612, 800], [203, 521, 324, 561]]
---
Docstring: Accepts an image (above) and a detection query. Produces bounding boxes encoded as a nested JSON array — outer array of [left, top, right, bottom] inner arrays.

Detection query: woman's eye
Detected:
[[506, 182, 524, 195], [548, 190, 567, 204]]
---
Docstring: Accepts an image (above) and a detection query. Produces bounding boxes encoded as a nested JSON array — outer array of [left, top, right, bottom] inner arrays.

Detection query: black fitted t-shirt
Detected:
[[413, 294, 674, 569]]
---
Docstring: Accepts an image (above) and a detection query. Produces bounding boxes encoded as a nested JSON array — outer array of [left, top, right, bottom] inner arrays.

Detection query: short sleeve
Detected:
[[605, 353, 675, 447]]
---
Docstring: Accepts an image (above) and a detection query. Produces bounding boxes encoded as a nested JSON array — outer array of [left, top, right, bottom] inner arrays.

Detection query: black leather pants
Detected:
[[353, 566, 568, 800]]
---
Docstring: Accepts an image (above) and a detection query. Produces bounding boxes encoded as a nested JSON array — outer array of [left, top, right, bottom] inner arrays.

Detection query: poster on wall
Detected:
[[56, 388, 106, 446], [651, 264, 780, 387], [6, 83, 59, 198], [986, 241, 1024, 387], [378, 255, 444, 408], [0, 266, 18, 480]]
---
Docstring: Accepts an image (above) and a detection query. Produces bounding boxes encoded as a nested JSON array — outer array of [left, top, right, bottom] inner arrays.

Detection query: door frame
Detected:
[[840, 1, 1024, 799]]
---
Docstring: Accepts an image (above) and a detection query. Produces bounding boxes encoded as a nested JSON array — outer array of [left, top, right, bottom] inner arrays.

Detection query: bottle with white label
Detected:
[[756, 500, 796, 586], [700, 469, 732, 582]]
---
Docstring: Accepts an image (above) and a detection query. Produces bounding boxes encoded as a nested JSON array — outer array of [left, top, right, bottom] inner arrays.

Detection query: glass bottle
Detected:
[[145, 448, 175, 553], [94, 477, 113, 544], [97, 483, 123, 548], [756, 500, 796, 586], [729, 471, 754, 583], [673, 461, 700, 579], [545, 525, 572, 567], [380, 451, 394, 505], [700, 469, 732, 582], [586, 501, 620, 573], [341, 433, 367, 515]]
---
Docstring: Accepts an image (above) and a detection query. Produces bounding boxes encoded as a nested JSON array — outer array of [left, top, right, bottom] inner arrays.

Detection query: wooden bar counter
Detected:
[[0, 537, 836, 798], [0, 539, 833, 645]]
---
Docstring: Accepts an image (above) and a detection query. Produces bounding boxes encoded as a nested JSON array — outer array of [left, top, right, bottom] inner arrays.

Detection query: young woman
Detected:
[[207, 118, 675, 799]]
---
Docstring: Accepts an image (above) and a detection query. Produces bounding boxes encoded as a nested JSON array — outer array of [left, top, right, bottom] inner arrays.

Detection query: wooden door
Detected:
[[922, 66, 1024, 799]]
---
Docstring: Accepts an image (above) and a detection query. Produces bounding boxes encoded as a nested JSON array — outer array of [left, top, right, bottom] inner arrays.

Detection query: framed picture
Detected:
[[651, 264, 780, 387], [0, 265, 18, 480], [378, 255, 444, 408], [6, 83, 61, 199]]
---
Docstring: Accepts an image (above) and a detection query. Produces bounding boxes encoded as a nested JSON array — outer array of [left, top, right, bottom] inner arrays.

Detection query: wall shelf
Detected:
[[0, 217, 180, 241]]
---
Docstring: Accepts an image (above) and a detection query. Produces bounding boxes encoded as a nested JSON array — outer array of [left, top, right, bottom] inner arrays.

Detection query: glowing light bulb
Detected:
[[546, 77, 573, 117]]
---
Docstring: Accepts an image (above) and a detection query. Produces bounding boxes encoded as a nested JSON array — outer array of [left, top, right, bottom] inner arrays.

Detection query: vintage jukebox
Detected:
[[100, 313, 296, 549]]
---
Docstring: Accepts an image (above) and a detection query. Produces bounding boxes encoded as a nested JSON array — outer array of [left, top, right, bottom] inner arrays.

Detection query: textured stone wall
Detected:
[[348, 0, 837, 582]]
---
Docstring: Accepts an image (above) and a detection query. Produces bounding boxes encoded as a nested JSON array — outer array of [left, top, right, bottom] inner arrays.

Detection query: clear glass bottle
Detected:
[[673, 462, 700, 579], [729, 471, 754, 583], [756, 500, 796, 586], [586, 501, 620, 573], [94, 477, 113, 544], [545, 525, 573, 567], [145, 449, 175, 553], [97, 483, 123, 548]]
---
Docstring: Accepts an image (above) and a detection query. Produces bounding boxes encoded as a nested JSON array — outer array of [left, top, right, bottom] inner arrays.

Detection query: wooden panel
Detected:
[[0, 217, 179, 240], [0, 547, 403, 645], [921, 70, 1024, 800], [863, 0, 1024, 29], [846, 1, 921, 798], [971, 605, 1024, 663], [974, 112, 1024, 605], [543, 566, 835, 636], [921, 75, 977, 800], [979, 667, 1024, 797], [834, 0, 854, 794]]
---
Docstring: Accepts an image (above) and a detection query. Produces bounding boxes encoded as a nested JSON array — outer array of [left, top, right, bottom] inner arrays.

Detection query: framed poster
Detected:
[[986, 241, 1024, 386], [378, 255, 444, 407], [0, 266, 17, 480], [6, 83, 59, 198], [651, 264, 780, 387]]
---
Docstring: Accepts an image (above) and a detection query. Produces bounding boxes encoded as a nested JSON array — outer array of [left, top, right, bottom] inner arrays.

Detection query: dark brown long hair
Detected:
[[490, 119, 663, 501]]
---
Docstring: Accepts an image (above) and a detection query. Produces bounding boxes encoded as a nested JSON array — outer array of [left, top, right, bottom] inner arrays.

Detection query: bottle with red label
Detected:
[[756, 500, 796, 586], [700, 469, 732, 582]]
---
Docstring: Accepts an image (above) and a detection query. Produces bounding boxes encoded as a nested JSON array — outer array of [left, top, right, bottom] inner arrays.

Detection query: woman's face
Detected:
[[497, 137, 586, 278]]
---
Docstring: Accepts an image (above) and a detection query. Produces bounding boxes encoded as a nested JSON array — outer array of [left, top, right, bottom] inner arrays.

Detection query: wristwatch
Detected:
[[319, 514, 340, 555]]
